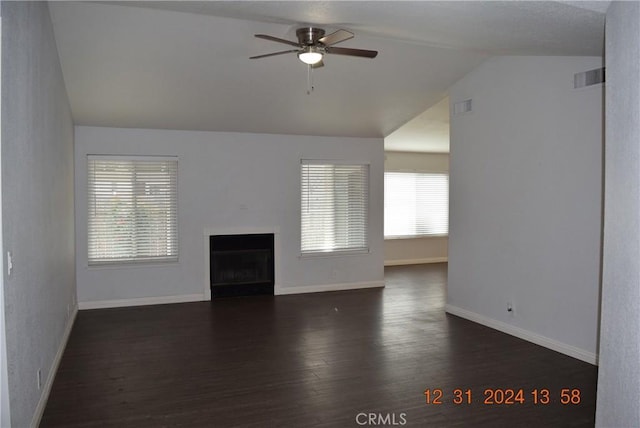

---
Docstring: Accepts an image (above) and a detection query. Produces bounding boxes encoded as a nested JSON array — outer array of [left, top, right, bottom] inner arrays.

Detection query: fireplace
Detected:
[[209, 233, 274, 298]]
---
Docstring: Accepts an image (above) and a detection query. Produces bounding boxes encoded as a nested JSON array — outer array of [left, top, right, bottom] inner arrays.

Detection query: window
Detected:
[[301, 161, 369, 255], [384, 172, 448, 238], [87, 156, 178, 265]]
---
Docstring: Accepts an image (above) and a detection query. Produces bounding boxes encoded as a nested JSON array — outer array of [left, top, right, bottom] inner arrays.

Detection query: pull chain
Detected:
[[307, 64, 314, 95]]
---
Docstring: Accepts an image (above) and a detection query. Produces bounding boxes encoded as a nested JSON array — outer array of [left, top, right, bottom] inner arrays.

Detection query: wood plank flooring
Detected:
[[41, 264, 597, 427]]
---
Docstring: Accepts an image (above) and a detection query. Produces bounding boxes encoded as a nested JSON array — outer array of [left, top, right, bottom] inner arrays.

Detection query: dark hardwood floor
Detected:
[[41, 264, 597, 427]]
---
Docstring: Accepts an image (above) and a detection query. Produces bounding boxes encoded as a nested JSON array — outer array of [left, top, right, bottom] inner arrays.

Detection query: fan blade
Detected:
[[250, 49, 299, 59], [318, 29, 354, 46], [326, 46, 378, 58], [255, 34, 300, 47], [311, 59, 324, 69]]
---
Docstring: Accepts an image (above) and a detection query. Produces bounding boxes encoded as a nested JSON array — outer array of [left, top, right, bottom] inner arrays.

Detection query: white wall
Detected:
[[384, 151, 448, 265], [1, 2, 76, 427], [0, 11, 9, 428], [595, 2, 640, 426], [447, 56, 603, 364], [75, 126, 384, 306]]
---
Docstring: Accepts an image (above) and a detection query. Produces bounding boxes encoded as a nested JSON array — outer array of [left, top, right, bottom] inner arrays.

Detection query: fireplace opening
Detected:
[[210, 234, 274, 298]]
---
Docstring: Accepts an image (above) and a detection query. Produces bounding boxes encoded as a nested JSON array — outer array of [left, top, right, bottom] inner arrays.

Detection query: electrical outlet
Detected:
[[507, 301, 514, 316], [37, 369, 42, 390]]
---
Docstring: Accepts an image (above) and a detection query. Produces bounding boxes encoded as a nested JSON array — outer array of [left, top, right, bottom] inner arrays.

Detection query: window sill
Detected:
[[384, 235, 448, 241], [299, 249, 370, 259], [87, 260, 180, 270]]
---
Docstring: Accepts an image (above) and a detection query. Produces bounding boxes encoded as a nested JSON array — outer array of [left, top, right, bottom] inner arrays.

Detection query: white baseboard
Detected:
[[78, 293, 205, 310], [30, 305, 78, 428], [384, 257, 448, 266], [275, 280, 385, 296], [445, 304, 598, 365]]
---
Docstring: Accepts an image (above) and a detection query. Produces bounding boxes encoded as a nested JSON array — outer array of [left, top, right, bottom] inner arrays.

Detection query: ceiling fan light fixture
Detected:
[[298, 47, 324, 65]]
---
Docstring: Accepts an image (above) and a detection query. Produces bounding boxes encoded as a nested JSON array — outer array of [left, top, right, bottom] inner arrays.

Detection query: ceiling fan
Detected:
[[250, 27, 378, 68]]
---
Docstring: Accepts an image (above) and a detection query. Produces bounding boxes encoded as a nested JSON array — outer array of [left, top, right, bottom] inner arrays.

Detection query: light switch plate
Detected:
[[7, 251, 12, 277]]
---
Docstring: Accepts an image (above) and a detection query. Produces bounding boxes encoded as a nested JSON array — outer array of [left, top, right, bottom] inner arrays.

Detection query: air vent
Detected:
[[453, 99, 472, 116], [574, 67, 605, 89]]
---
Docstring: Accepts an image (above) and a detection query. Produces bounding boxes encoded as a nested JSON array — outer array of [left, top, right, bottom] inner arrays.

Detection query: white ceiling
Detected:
[[48, 1, 606, 150], [385, 97, 450, 153]]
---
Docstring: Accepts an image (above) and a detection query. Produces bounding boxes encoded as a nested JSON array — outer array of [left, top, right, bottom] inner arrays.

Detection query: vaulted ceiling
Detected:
[[49, 1, 605, 150]]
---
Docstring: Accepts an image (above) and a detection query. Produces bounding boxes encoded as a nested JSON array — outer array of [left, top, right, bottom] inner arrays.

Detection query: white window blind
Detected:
[[88, 156, 178, 265], [384, 172, 449, 238], [301, 162, 369, 255]]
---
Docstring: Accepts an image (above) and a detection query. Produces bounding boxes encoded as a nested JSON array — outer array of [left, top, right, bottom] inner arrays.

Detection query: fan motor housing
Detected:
[[296, 27, 326, 46]]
